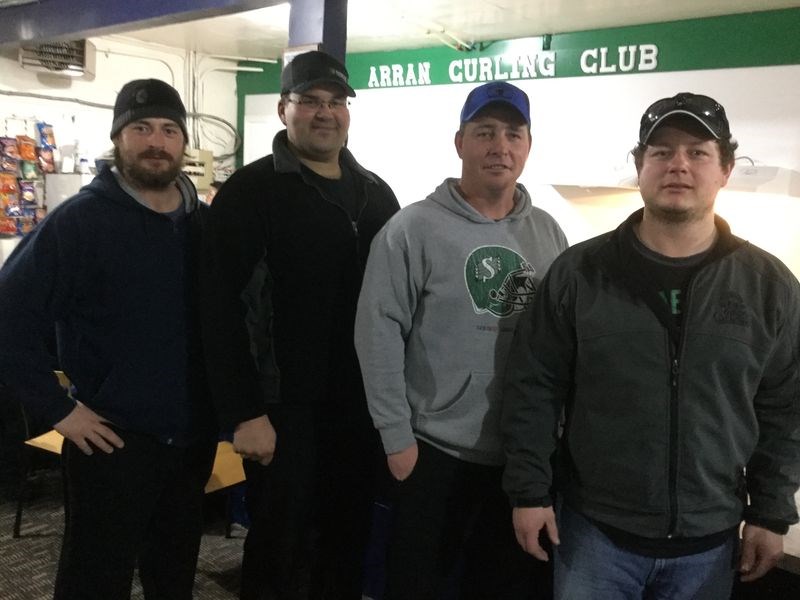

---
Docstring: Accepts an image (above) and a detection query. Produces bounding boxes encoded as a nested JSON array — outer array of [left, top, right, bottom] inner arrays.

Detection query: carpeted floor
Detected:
[[1, 462, 798, 600], [0, 467, 243, 599]]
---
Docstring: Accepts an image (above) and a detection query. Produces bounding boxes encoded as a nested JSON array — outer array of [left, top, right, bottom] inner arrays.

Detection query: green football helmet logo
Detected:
[[464, 246, 537, 317]]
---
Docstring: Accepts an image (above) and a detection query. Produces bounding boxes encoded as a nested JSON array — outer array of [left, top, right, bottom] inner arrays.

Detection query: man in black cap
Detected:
[[0, 78, 217, 599], [203, 50, 399, 599], [502, 92, 800, 599]]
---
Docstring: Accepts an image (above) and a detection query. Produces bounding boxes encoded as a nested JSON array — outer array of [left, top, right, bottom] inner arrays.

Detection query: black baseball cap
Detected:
[[110, 79, 188, 140], [639, 92, 730, 144], [460, 82, 530, 125], [281, 50, 356, 98]]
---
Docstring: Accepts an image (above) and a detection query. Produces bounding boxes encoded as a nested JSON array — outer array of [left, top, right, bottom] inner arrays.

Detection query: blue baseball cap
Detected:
[[460, 82, 530, 125]]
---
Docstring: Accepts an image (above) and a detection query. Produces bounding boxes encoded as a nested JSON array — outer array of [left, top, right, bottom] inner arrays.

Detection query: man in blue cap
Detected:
[[355, 81, 567, 599], [503, 92, 800, 599]]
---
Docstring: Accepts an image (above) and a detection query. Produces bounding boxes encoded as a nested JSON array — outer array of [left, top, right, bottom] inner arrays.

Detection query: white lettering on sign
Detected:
[[580, 44, 659, 74], [368, 62, 433, 88], [365, 43, 658, 88], [448, 51, 556, 83]]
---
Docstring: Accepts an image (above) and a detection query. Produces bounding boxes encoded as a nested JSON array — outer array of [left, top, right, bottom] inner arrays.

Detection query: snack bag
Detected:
[[37, 147, 56, 173], [20, 160, 39, 180], [0, 154, 18, 174], [19, 180, 38, 206], [2, 191, 20, 216], [17, 215, 35, 235], [0, 216, 18, 235], [0, 173, 18, 194], [16, 135, 37, 162], [0, 137, 20, 159], [37, 122, 57, 148]]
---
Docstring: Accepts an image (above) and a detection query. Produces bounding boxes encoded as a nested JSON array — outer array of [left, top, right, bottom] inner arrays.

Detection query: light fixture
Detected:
[[728, 158, 800, 198]]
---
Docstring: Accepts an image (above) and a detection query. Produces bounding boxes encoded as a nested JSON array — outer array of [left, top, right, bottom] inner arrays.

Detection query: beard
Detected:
[[114, 146, 184, 190]]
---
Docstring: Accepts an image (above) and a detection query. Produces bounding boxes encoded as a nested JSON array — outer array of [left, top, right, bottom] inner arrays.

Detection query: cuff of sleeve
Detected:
[[509, 495, 553, 508], [744, 516, 790, 535], [379, 422, 416, 455]]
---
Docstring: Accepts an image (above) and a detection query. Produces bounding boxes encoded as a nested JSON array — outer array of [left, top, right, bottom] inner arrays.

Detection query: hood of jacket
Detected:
[[84, 163, 200, 214], [426, 178, 534, 225]]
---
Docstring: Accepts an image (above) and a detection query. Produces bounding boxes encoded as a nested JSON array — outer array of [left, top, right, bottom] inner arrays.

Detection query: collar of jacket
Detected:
[[599, 208, 744, 270], [592, 208, 746, 343], [270, 129, 377, 184]]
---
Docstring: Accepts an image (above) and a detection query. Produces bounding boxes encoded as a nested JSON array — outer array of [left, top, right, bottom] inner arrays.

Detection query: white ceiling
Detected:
[[111, 0, 800, 60]]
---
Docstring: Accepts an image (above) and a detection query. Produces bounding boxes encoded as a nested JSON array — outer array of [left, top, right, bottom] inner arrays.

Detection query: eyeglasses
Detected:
[[286, 96, 350, 112], [639, 93, 730, 144]]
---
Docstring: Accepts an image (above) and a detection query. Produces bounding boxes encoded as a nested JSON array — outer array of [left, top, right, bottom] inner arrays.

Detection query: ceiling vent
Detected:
[[18, 40, 96, 79]]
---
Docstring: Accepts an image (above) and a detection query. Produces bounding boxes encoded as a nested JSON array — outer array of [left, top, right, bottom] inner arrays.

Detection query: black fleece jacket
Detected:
[[203, 131, 400, 430]]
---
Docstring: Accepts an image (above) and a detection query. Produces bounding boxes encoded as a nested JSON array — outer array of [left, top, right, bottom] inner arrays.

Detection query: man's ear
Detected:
[[454, 130, 464, 159], [277, 98, 288, 126]]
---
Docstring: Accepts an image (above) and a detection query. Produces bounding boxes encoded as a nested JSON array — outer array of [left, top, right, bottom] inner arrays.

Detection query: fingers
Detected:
[[525, 535, 549, 561], [72, 437, 95, 456], [84, 425, 123, 454], [545, 518, 561, 547], [740, 549, 782, 582], [738, 540, 756, 580]]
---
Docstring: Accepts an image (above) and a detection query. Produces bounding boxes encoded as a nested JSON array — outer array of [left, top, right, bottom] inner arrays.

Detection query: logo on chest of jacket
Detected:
[[713, 291, 750, 326], [464, 246, 537, 318]]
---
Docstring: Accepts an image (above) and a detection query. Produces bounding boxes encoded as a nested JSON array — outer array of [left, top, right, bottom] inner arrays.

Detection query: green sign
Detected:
[[345, 8, 800, 89]]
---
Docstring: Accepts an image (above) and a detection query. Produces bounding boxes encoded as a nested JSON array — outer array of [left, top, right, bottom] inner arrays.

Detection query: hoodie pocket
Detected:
[[415, 371, 502, 454]]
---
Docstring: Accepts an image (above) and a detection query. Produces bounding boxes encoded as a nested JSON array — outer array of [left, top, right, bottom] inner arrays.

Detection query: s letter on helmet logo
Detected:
[[464, 246, 537, 318]]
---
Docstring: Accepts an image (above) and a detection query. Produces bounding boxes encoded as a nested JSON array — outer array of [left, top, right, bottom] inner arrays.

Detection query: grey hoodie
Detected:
[[355, 178, 568, 465]]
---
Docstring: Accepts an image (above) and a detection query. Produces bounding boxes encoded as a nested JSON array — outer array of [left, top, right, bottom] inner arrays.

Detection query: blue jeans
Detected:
[[554, 502, 736, 600]]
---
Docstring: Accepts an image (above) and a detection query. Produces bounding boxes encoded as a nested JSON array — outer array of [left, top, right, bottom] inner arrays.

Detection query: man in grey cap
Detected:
[[502, 92, 800, 599], [0, 78, 217, 599], [203, 50, 399, 599]]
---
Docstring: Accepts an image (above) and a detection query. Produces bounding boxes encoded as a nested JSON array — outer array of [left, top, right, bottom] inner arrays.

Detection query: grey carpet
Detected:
[[0, 468, 243, 599]]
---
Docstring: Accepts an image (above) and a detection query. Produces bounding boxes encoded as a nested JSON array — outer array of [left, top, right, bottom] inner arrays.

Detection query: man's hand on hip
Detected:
[[54, 402, 124, 456]]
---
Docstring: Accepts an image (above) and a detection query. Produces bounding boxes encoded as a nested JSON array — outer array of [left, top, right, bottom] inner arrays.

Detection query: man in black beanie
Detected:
[[0, 78, 217, 599]]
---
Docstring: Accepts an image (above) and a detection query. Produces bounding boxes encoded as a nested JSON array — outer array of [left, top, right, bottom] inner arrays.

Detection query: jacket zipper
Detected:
[[666, 273, 696, 537], [310, 177, 372, 270], [667, 353, 679, 537]]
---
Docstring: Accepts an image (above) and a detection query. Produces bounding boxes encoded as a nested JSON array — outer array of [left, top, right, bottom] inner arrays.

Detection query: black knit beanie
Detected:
[[110, 79, 188, 140]]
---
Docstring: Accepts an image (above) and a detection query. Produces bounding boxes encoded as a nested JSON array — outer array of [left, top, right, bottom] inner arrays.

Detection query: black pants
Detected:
[[240, 405, 383, 600], [53, 430, 216, 600], [383, 441, 552, 600]]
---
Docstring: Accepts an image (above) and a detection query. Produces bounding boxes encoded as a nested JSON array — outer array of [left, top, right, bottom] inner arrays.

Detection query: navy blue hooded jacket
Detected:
[[0, 166, 214, 446]]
